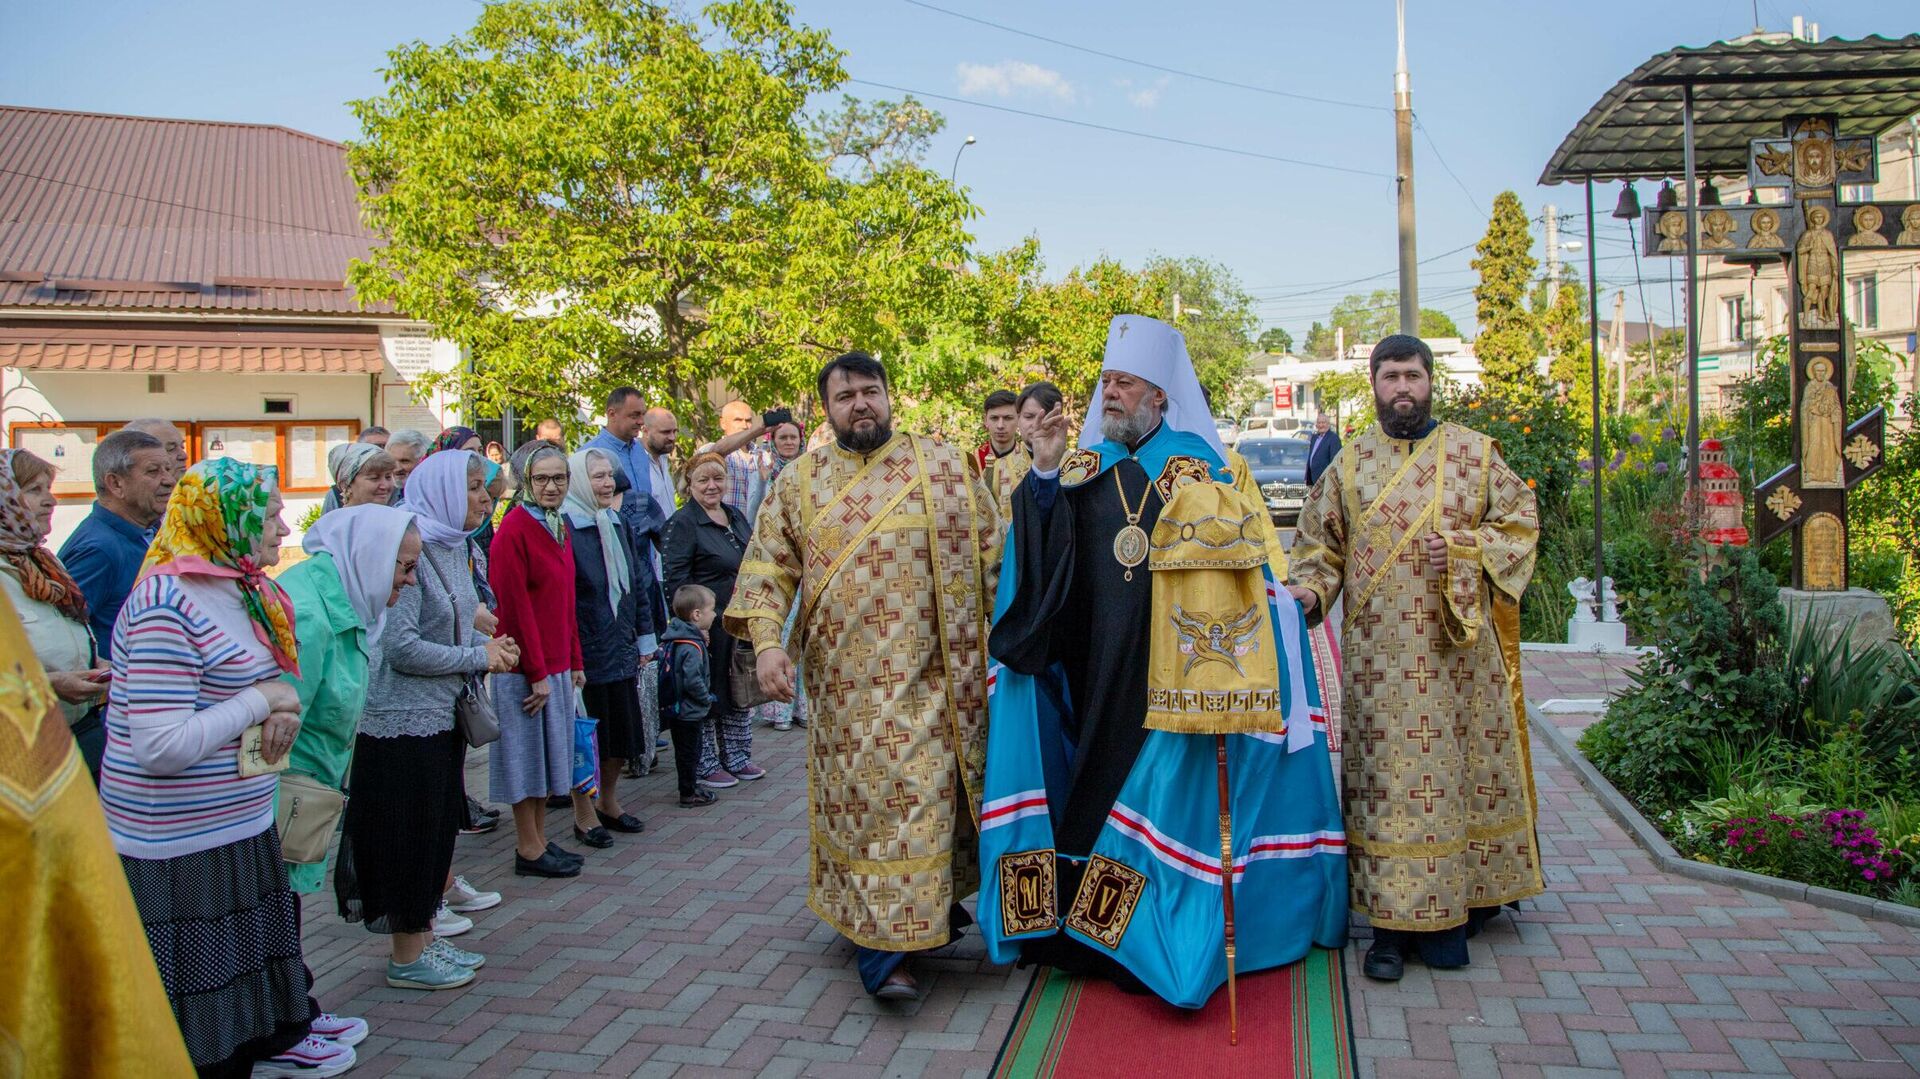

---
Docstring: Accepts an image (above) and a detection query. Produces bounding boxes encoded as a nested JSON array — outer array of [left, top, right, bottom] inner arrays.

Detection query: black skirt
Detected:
[[582, 677, 642, 762], [337, 728, 463, 935], [121, 829, 314, 1070]]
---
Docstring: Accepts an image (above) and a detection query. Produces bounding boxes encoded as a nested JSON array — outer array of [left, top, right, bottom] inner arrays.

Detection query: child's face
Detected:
[[691, 604, 716, 632]]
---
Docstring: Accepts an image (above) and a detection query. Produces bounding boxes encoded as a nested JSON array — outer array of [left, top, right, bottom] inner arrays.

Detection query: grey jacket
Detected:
[[362, 542, 489, 738]]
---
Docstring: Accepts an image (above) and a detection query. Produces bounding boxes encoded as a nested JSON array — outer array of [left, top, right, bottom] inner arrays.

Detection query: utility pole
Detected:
[[1394, 0, 1418, 335], [1611, 290, 1627, 414], [1544, 204, 1560, 303]]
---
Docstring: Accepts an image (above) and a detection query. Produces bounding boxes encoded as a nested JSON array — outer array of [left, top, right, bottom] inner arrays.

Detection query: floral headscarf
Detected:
[[430, 426, 481, 456], [0, 448, 88, 623], [140, 458, 299, 673]]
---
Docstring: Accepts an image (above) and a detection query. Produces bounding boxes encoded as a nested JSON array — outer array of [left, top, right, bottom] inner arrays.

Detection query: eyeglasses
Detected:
[[528, 474, 568, 488]]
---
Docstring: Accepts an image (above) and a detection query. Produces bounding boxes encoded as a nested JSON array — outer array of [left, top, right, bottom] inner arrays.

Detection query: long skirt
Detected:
[[122, 829, 314, 1071], [582, 677, 642, 763], [489, 670, 576, 804], [337, 729, 463, 935], [697, 707, 754, 776]]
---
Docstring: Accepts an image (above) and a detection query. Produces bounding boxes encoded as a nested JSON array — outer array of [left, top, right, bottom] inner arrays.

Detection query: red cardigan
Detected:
[[489, 506, 584, 681]]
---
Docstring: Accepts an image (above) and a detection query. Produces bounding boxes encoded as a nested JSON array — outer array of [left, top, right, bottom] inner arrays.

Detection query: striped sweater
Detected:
[[99, 574, 279, 860]]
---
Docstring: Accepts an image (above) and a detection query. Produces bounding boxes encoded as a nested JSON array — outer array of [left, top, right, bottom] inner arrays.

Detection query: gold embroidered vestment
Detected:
[[1288, 422, 1544, 931], [725, 433, 1000, 951]]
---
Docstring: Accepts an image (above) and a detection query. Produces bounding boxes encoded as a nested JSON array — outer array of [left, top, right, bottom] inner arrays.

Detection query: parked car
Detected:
[[1215, 418, 1240, 448], [1240, 415, 1304, 440], [1235, 437, 1311, 524]]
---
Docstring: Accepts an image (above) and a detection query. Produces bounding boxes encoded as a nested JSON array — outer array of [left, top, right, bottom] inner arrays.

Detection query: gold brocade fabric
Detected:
[[1225, 447, 1289, 580], [0, 591, 194, 1077], [1144, 481, 1286, 734], [1288, 422, 1544, 932], [724, 433, 1001, 951], [975, 442, 1033, 523]]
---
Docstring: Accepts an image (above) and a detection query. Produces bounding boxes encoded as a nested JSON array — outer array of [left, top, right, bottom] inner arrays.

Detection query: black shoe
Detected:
[[573, 825, 615, 848], [872, 968, 922, 1002], [457, 815, 498, 836], [1363, 940, 1405, 982], [597, 810, 645, 833], [679, 789, 718, 807], [545, 842, 585, 865], [515, 850, 581, 877]]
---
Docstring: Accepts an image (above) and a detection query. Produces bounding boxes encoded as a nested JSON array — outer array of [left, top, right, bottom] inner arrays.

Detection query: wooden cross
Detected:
[[1643, 115, 1900, 590]]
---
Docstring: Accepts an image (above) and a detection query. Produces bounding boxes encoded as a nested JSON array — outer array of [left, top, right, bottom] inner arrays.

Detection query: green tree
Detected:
[[1311, 368, 1372, 422], [1472, 191, 1542, 399], [1303, 321, 1337, 358], [1542, 278, 1612, 422], [1257, 326, 1294, 354], [346, 0, 974, 438], [1419, 308, 1463, 339]]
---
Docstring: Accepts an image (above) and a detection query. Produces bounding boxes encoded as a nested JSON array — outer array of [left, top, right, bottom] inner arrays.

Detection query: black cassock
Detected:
[[988, 438, 1168, 990]]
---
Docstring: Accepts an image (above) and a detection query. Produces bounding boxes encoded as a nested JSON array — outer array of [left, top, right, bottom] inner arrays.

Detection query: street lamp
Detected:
[[949, 135, 977, 183]]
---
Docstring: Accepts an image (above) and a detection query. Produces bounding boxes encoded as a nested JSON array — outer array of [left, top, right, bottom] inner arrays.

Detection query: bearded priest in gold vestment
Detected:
[[726, 351, 1000, 1002], [1286, 334, 1544, 983]]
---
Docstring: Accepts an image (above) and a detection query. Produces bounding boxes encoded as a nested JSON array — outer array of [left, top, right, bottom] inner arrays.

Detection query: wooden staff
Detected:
[[1215, 732, 1238, 1045]]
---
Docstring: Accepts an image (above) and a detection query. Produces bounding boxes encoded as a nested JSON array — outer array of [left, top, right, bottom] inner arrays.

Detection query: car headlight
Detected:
[[1261, 482, 1283, 498]]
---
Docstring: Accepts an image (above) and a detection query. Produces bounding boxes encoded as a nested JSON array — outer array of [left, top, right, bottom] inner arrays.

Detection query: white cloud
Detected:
[[1121, 76, 1171, 110], [956, 60, 1077, 105]]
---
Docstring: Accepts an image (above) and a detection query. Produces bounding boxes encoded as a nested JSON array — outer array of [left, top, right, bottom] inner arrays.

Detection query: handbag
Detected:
[[276, 771, 345, 865], [729, 637, 772, 710], [426, 554, 501, 748]]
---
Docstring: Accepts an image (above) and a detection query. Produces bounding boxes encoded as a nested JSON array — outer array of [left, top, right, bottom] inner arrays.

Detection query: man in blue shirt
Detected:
[[57, 429, 174, 662], [586, 386, 668, 650]]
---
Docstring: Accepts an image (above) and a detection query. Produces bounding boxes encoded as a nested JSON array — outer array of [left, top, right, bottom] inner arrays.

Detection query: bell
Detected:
[[1655, 181, 1678, 211], [1612, 182, 1642, 220], [1699, 178, 1721, 206]]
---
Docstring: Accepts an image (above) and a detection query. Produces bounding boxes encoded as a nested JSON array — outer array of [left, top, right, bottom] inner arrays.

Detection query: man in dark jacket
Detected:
[[1305, 410, 1342, 486], [661, 586, 719, 807]]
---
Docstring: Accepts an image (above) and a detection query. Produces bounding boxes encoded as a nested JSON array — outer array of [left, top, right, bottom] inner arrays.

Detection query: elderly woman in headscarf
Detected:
[[97, 459, 331, 1076], [273, 502, 420, 1056], [345, 451, 518, 991], [430, 426, 483, 457], [0, 448, 111, 773], [564, 447, 654, 836], [489, 442, 592, 869], [320, 441, 397, 514]]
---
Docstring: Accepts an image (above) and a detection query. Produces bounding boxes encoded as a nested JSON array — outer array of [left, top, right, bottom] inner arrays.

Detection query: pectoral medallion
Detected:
[[1114, 524, 1149, 576]]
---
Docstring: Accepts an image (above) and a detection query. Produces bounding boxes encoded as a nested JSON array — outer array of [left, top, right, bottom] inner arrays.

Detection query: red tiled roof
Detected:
[[0, 321, 385, 373], [0, 106, 387, 316]]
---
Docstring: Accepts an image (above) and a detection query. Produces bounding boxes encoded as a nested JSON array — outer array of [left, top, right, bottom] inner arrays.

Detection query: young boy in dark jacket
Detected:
[[662, 584, 719, 807]]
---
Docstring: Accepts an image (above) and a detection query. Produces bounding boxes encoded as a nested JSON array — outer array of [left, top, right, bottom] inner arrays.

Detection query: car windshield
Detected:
[[1238, 440, 1308, 467]]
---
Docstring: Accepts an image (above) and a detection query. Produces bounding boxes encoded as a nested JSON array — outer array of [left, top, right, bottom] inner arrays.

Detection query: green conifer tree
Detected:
[[1472, 192, 1542, 400]]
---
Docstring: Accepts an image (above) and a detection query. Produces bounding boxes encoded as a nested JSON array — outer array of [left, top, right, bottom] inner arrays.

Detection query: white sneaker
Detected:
[[430, 901, 473, 937], [444, 875, 501, 913], [253, 1035, 356, 1077], [307, 1012, 368, 1047]]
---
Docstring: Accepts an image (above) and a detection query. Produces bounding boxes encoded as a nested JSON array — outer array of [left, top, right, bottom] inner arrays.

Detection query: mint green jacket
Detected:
[[276, 552, 370, 894]]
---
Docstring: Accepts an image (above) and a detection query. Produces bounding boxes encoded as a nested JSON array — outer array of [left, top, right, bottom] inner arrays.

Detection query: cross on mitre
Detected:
[[1643, 115, 1903, 590]]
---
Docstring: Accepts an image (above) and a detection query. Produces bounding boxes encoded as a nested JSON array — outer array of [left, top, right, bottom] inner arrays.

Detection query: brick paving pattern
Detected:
[[306, 652, 1920, 1077]]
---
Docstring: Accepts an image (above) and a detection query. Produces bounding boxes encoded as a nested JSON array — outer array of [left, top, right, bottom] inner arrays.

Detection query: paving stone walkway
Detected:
[[307, 651, 1920, 1077]]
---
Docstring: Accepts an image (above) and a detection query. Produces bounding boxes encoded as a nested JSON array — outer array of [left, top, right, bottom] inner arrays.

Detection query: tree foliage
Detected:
[[1472, 191, 1542, 400], [1257, 326, 1294, 354], [1541, 278, 1613, 423], [346, 0, 973, 435]]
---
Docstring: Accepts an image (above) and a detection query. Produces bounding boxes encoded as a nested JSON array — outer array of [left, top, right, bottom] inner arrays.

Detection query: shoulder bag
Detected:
[[276, 770, 345, 865], [426, 553, 501, 747]]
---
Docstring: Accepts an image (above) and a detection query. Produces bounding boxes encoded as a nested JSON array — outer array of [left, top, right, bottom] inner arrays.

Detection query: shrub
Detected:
[[1710, 810, 1903, 896]]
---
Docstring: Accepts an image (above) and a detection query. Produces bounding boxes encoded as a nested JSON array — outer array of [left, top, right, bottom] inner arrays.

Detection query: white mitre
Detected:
[[1078, 314, 1226, 457]]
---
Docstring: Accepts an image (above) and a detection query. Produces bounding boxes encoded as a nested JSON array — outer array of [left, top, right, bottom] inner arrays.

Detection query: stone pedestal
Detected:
[[1778, 587, 1897, 650], [1566, 618, 1630, 651]]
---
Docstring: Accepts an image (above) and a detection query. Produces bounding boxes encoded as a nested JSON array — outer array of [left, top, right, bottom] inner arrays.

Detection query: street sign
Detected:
[[1273, 383, 1294, 409]]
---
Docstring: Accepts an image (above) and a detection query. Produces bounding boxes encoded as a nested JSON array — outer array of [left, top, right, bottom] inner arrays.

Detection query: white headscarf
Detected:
[[300, 503, 416, 649], [328, 441, 383, 492], [564, 448, 629, 610], [401, 449, 479, 549], [1078, 314, 1226, 458]]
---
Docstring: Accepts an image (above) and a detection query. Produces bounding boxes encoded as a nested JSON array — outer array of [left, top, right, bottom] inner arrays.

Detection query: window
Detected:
[[1841, 182, 1875, 203], [1720, 296, 1748, 343], [7, 419, 360, 496], [1773, 287, 1791, 332], [1847, 274, 1879, 329]]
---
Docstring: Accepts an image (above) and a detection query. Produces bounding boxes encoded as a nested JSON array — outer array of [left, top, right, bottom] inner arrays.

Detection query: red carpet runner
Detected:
[[991, 948, 1355, 1078]]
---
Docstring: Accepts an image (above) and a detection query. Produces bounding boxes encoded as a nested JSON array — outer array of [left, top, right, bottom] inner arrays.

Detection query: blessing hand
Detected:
[[1030, 404, 1069, 472]]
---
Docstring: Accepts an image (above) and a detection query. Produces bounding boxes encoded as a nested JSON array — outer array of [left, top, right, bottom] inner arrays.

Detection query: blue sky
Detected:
[[4, 0, 1913, 340]]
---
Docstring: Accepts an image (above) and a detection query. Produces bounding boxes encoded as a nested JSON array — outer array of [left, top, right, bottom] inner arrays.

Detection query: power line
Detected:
[[1411, 113, 1483, 217], [1247, 238, 1480, 302], [897, 0, 1385, 113], [848, 79, 1392, 178]]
